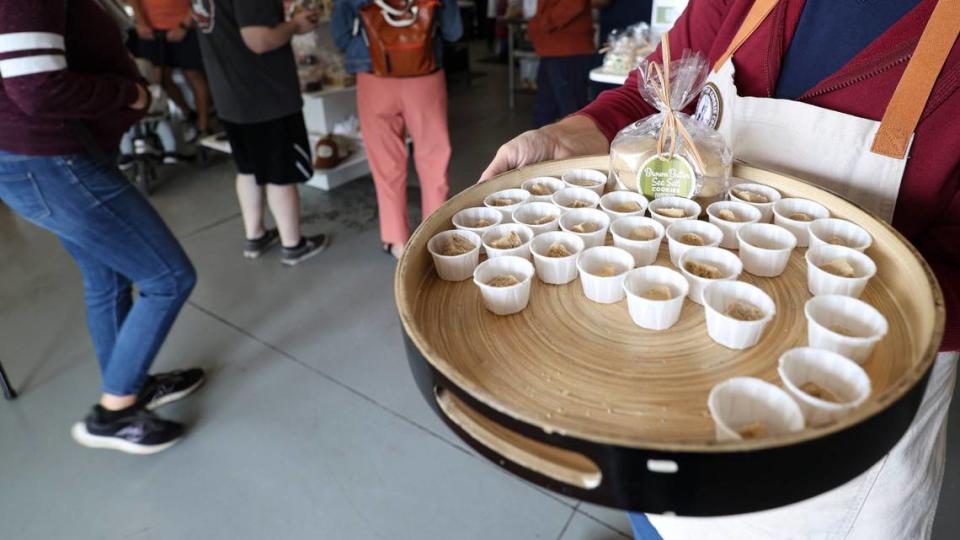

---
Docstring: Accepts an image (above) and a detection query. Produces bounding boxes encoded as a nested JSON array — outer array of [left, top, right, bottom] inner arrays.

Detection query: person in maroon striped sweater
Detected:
[[0, 0, 205, 455]]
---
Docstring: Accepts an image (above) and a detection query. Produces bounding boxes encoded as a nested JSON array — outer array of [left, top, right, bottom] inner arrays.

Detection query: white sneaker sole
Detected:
[[282, 236, 330, 267], [71, 423, 180, 455], [144, 376, 206, 411], [243, 234, 280, 260]]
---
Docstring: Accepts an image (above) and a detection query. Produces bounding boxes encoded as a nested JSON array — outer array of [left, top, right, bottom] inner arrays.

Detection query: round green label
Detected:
[[636, 154, 696, 199]]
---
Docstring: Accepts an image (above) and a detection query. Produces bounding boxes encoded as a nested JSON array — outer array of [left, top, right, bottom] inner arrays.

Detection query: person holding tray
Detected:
[[482, 0, 959, 538]]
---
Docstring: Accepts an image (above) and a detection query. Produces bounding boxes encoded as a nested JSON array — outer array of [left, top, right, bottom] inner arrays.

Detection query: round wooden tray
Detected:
[[396, 156, 944, 515]]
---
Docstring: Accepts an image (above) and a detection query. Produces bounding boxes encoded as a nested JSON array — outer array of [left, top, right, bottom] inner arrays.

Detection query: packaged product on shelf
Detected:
[[317, 48, 356, 88], [609, 36, 732, 209], [313, 134, 347, 170], [600, 23, 654, 76]]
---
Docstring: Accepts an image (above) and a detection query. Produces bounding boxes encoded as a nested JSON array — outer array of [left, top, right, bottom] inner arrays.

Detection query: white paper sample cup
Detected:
[[562, 168, 607, 195], [737, 223, 797, 277], [623, 266, 689, 330], [648, 196, 702, 227], [452, 206, 504, 237], [552, 187, 600, 212], [804, 295, 889, 363], [808, 218, 873, 252], [512, 202, 562, 236], [484, 188, 531, 222], [600, 191, 649, 222], [610, 216, 665, 267], [773, 198, 830, 247], [530, 231, 586, 285], [665, 219, 723, 267], [521, 176, 565, 202], [559, 207, 611, 249], [427, 230, 481, 281], [728, 182, 782, 222], [679, 246, 743, 305], [473, 256, 535, 315], [805, 244, 877, 298], [702, 281, 776, 349], [576, 246, 635, 303], [481, 223, 535, 260], [707, 377, 805, 441], [707, 200, 762, 249], [778, 347, 872, 427]]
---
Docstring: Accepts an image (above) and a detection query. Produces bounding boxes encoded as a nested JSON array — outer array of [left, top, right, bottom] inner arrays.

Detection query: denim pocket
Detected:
[[61, 155, 131, 206], [0, 172, 51, 221]]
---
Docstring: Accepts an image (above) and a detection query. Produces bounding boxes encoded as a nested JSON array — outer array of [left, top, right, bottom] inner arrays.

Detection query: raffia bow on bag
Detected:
[[643, 35, 707, 171], [609, 35, 732, 203]]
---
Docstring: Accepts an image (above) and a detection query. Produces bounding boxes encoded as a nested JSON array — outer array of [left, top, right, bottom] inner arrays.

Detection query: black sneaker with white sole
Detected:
[[281, 234, 330, 266], [71, 406, 184, 455], [243, 229, 280, 259], [137, 368, 206, 411]]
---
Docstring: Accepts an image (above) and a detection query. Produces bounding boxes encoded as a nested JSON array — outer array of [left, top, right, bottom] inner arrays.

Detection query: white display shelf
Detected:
[[589, 68, 629, 86], [199, 85, 371, 192], [198, 131, 369, 192], [306, 146, 370, 191], [303, 85, 358, 135]]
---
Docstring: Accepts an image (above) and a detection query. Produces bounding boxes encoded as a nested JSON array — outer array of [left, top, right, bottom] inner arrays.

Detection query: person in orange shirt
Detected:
[[128, 0, 211, 139], [527, 0, 596, 127]]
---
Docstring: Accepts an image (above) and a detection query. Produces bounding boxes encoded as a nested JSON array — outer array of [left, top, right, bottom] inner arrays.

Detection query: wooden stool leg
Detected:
[[0, 359, 16, 400]]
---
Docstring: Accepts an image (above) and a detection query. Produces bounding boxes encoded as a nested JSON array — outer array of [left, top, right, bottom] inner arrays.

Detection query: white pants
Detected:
[[648, 353, 958, 540]]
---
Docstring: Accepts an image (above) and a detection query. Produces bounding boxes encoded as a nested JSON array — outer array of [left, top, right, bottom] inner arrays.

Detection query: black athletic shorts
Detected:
[[222, 112, 313, 186], [136, 29, 205, 71]]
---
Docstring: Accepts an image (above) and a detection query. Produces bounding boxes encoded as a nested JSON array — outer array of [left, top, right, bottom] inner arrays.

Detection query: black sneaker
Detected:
[[118, 155, 135, 171], [281, 234, 330, 267], [243, 229, 280, 259], [71, 406, 184, 455], [137, 368, 206, 411]]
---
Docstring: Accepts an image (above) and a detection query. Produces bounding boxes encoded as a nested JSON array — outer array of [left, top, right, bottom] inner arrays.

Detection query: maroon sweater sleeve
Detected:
[[918, 189, 960, 351], [578, 0, 735, 141], [0, 0, 140, 120]]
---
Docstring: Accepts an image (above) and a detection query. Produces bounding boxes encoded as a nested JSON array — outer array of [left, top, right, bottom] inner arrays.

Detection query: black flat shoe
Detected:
[[72, 406, 184, 455], [137, 368, 206, 411]]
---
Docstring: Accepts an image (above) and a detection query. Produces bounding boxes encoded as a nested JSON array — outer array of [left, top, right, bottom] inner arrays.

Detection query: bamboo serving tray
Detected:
[[396, 156, 944, 515]]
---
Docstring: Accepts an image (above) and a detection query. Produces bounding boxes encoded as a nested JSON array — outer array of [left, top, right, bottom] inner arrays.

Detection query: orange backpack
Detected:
[[359, 0, 442, 78]]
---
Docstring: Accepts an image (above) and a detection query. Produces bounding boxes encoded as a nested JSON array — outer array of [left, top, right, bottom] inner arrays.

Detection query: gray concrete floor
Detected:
[[1, 53, 957, 540]]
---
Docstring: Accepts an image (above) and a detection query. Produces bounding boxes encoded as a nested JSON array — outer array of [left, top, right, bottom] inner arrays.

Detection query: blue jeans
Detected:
[[0, 150, 196, 396], [533, 54, 596, 128]]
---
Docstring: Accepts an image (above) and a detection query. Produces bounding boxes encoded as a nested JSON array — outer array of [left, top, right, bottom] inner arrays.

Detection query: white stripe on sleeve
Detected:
[[0, 32, 65, 54], [0, 54, 67, 78]]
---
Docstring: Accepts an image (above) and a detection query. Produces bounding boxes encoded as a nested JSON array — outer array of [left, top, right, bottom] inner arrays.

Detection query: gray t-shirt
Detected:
[[192, 0, 302, 124]]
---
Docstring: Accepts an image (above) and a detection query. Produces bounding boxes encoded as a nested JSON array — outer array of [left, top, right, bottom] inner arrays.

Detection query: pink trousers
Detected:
[[357, 71, 452, 245]]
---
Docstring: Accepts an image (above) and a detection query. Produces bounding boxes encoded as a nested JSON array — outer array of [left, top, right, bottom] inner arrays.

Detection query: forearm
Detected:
[[4, 72, 141, 119], [180, 10, 195, 28], [240, 21, 299, 54], [1, 0, 141, 118], [544, 115, 610, 158], [127, 0, 152, 28]]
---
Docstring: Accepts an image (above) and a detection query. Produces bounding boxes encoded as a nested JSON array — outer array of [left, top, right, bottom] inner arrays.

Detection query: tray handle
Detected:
[[435, 388, 602, 490]]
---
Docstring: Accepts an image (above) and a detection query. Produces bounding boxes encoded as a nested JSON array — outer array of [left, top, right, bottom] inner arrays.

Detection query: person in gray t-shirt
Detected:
[[193, 0, 330, 266]]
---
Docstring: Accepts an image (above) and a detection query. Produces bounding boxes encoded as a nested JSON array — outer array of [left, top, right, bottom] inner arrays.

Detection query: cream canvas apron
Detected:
[[646, 0, 960, 537]]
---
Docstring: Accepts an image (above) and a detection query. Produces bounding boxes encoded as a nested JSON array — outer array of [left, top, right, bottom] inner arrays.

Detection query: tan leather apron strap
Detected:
[[712, 0, 781, 73], [871, 0, 960, 158]]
